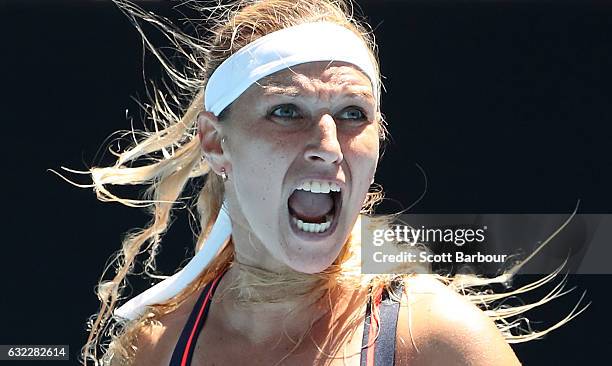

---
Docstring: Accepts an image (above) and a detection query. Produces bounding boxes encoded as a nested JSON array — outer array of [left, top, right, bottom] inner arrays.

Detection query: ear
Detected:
[[197, 110, 230, 175]]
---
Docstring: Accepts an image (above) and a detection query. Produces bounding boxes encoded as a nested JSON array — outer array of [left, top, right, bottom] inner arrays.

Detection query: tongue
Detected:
[[288, 190, 334, 222]]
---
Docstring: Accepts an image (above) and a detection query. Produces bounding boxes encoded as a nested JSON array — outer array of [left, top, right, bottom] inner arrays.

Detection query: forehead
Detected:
[[246, 61, 375, 100]]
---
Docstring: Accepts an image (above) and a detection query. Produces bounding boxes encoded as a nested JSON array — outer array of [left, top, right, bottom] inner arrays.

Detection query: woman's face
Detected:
[[201, 61, 380, 273]]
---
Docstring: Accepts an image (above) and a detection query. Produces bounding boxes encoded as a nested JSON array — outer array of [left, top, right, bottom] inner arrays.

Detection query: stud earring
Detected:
[[220, 167, 228, 182]]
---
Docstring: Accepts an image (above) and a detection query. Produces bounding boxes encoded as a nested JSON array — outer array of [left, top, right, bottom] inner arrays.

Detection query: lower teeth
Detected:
[[291, 213, 333, 233]]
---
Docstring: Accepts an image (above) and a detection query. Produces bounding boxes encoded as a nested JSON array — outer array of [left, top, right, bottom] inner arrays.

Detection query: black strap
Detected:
[[169, 273, 224, 366], [360, 283, 404, 366]]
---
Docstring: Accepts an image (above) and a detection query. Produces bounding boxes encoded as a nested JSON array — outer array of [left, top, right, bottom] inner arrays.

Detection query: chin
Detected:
[[281, 230, 350, 274]]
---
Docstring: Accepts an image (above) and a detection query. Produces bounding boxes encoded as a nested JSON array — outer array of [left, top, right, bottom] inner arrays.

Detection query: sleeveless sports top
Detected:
[[169, 269, 403, 366]]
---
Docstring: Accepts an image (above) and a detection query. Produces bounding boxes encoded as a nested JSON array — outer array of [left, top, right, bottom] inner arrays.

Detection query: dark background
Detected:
[[1, 0, 611, 364]]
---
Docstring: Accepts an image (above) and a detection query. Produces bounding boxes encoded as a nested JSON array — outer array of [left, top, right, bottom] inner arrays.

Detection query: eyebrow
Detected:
[[342, 89, 376, 104], [259, 81, 375, 103]]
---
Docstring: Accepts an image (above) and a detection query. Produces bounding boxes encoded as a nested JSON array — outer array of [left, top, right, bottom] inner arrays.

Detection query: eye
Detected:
[[270, 104, 301, 119], [338, 107, 367, 121]]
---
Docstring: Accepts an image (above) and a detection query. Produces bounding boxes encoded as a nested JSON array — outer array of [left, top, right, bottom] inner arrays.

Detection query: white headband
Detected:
[[115, 22, 378, 320], [204, 21, 379, 116]]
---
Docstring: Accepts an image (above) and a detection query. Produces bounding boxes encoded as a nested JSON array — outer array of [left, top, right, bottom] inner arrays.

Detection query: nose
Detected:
[[304, 113, 344, 165]]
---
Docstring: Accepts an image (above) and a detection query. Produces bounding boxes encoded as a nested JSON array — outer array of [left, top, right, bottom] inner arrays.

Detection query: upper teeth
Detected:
[[296, 180, 341, 194]]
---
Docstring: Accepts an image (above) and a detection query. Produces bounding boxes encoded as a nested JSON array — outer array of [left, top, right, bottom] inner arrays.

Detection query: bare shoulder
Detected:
[[127, 293, 200, 366], [128, 319, 168, 366], [395, 275, 521, 366]]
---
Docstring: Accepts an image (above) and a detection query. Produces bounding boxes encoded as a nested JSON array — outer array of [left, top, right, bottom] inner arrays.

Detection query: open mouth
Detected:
[[287, 181, 342, 237]]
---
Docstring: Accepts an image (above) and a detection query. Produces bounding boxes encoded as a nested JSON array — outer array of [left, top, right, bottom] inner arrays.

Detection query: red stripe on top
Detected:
[[180, 272, 224, 366], [366, 287, 384, 366]]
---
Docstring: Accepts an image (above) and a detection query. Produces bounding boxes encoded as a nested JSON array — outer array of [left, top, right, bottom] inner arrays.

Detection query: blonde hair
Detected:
[[60, 1, 587, 365]]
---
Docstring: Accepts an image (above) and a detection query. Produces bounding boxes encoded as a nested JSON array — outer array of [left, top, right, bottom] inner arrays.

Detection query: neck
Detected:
[[213, 262, 327, 343], [206, 214, 368, 348], [209, 261, 365, 348], [238, 263, 317, 297]]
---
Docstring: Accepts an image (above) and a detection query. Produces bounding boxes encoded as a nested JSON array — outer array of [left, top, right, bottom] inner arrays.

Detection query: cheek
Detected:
[[232, 146, 275, 200], [344, 127, 380, 174], [232, 129, 294, 177], [228, 126, 295, 215]]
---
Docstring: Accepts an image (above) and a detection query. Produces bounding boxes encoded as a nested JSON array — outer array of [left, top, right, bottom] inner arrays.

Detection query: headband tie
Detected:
[[114, 203, 232, 320], [204, 21, 379, 116]]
